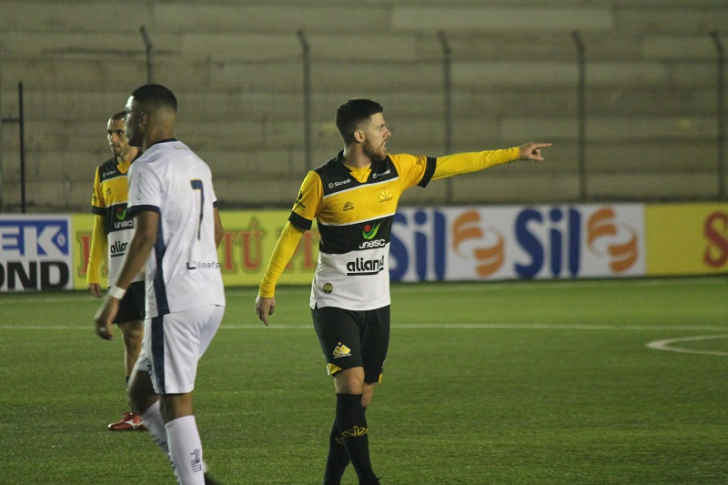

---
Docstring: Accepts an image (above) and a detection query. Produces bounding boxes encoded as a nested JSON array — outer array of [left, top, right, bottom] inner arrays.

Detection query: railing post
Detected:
[[19, 82, 26, 213], [438, 31, 454, 204], [140, 26, 154, 84], [572, 31, 587, 202], [297, 30, 312, 172], [710, 31, 725, 200]]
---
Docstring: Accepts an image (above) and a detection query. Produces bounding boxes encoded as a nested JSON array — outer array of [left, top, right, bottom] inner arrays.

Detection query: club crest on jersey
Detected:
[[346, 256, 385, 276]]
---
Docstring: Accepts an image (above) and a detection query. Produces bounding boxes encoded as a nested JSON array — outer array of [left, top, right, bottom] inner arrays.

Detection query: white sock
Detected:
[[141, 401, 170, 456], [166, 415, 205, 485], [141, 402, 209, 474]]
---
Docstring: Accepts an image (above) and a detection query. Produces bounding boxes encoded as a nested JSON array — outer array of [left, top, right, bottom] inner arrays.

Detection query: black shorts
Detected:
[[311, 305, 390, 384], [113, 281, 145, 325]]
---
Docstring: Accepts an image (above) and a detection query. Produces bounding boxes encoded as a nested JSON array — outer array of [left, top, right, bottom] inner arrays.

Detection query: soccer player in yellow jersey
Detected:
[[255, 99, 551, 485], [87, 112, 146, 431]]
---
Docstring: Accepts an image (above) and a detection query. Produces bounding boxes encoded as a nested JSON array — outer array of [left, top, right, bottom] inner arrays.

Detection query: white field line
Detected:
[[3, 323, 728, 332], [5, 322, 728, 356], [645, 334, 728, 357], [1, 276, 725, 304]]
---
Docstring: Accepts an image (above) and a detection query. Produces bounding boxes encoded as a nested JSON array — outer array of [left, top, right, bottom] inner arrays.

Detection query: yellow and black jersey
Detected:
[[290, 151, 436, 310], [87, 153, 143, 286]]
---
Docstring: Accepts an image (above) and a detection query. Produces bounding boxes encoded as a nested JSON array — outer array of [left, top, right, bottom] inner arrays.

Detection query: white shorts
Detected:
[[136, 305, 225, 395]]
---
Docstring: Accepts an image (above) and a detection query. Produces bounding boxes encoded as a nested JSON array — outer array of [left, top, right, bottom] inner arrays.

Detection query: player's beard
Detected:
[[363, 143, 387, 163]]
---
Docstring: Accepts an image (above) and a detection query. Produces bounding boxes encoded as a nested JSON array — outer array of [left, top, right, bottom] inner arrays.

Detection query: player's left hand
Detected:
[[519, 142, 552, 162], [94, 295, 119, 340], [255, 294, 276, 327]]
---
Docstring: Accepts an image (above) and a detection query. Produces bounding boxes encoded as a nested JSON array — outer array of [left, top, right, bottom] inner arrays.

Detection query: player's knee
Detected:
[[334, 368, 365, 395], [122, 327, 143, 350], [361, 385, 375, 408], [127, 371, 156, 414]]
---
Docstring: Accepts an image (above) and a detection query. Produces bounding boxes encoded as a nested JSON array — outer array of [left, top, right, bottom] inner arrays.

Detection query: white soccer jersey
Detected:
[[127, 139, 225, 318]]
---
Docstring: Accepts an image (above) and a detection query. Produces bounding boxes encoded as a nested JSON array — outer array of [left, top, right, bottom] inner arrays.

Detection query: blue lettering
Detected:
[[434, 211, 446, 281], [568, 209, 581, 276], [414, 210, 428, 281], [389, 213, 409, 281], [515, 209, 544, 279], [549, 208, 563, 277]]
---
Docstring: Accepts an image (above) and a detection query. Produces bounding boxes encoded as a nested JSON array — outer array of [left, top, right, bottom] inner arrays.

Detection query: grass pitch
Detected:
[[1, 277, 727, 484]]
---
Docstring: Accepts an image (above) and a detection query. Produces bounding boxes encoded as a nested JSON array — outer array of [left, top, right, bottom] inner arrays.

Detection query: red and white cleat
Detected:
[[108, 411, 148, 431]]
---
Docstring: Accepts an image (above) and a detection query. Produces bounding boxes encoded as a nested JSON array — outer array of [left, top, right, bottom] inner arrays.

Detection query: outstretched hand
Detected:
[[519, 142, 552, 163], [255, 294, 276, 327]]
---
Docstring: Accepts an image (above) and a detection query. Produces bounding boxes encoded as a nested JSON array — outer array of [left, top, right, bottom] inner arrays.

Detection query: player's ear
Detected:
[[353, 130, 364, 143]]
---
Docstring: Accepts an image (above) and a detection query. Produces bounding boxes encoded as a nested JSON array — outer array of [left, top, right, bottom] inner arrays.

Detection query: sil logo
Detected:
[[362, 223, 380, 240], [586, 207, 638, 273], [452, 211, 505, 277]]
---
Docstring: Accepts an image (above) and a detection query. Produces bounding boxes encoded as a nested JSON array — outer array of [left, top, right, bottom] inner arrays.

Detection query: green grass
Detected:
[[1, 277, 727, 484]]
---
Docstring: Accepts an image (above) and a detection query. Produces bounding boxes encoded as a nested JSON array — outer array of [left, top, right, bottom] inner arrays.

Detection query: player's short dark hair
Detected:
[[335, 99, 383, 145], [130, 84, 178, 113], [110, 111, 126, 122]]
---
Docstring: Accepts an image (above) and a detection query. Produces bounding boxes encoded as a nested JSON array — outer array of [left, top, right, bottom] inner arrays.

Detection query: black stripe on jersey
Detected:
[[150, 315, 166, 392], [97, 157, 122, 183], [316, 151, 400, 197], [153, 219, 170, 316], [104, 203, 135, 235], [289, 211, 313, 231], [418, 157, 437, 188], [318, 216, 393, 255], [315, 153, 355, 197], [96, 151, 142, 184], [128, 205, 160, 217]]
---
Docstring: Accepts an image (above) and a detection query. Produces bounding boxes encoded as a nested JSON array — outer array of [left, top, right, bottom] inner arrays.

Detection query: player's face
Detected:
[[124, 96, 145, 148], [359, 113, 391, 163], [106, 119, 130, 156]]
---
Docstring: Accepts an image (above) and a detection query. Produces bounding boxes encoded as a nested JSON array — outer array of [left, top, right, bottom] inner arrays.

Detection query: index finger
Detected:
[[256, 303, 269, 326]]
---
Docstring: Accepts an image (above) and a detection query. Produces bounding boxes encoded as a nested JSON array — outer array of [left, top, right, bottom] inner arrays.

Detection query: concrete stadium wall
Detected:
[[0, 0, 727, 212]]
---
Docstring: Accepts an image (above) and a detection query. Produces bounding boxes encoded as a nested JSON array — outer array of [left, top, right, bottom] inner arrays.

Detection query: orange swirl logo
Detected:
[[452, 211, 505, 277], [586, 208, 638, 272]]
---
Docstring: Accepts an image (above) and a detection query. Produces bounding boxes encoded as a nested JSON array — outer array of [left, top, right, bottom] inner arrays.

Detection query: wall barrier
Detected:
[[1, 203, 726, 292]]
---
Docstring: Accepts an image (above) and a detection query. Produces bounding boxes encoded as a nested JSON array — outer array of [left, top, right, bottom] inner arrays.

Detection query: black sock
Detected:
[[323, 419, 350, 485], [335, 393, 378, 484]]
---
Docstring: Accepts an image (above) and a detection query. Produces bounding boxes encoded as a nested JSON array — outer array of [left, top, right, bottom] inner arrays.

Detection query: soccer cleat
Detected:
[[108, 411, 148, 431]]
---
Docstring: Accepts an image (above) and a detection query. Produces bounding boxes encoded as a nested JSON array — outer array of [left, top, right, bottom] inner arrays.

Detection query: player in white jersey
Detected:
[[94, 84, 225, 485]]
